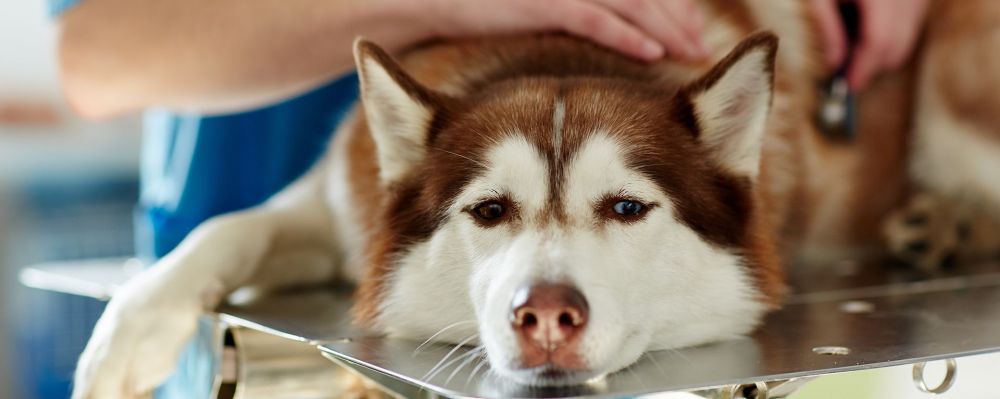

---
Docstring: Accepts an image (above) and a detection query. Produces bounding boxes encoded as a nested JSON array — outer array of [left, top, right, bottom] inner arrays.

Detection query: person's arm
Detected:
[[58, 0, 707, 119]]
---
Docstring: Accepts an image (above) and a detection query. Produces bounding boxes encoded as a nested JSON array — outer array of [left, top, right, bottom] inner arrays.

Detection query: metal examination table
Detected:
[[21, 259, 1000, 398]]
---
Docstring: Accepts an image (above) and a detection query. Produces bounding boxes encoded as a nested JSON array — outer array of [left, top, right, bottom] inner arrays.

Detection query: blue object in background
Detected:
[[46, 0, 79, 17], [10, 178, 139, 399]]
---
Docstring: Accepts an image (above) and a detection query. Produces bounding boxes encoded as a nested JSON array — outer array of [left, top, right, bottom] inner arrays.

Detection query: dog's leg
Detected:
[[885, 0, 1000, 269], [910, 1, 1000, 206], [72, 164, 339, 399]]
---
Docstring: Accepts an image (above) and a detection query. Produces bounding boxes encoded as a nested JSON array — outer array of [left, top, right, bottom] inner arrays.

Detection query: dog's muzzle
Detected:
[[509, 282, 589, 370]]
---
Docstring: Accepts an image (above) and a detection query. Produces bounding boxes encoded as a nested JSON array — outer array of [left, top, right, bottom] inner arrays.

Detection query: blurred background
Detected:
[[1, 2, 140, 398]]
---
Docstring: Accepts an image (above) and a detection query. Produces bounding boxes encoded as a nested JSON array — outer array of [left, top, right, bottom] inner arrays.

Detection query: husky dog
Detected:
[[73, 0, 1000, 397]]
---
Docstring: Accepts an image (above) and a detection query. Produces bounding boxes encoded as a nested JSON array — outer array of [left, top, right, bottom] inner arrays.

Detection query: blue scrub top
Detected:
[[137, 77, 358, 258]]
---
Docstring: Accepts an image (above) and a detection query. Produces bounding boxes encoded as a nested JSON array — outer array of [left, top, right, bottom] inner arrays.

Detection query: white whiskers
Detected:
[[412, 320, 476, 357], [465, 351, 490, 388], [444, 346, 485, 385], [421, 334, 479, 381]]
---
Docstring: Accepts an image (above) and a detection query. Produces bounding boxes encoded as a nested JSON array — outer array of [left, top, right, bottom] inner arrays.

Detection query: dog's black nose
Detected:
[[510, 283, 589, 353]]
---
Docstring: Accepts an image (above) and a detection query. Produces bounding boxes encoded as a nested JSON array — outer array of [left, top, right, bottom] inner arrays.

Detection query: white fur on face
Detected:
[[379, 129, 767, 385], [376, 135, 550, 343]]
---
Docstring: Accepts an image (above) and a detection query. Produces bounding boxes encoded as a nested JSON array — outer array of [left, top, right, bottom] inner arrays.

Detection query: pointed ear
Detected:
[[683, 32, 778, 179], [354, 38, 443, 184]]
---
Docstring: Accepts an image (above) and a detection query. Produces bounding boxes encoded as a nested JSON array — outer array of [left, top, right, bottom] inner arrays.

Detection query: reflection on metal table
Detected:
[[20, 259, 1000, 398]]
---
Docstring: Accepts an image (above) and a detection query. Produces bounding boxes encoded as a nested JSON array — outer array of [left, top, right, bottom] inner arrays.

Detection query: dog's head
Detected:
[[352, 32, 783, 386]]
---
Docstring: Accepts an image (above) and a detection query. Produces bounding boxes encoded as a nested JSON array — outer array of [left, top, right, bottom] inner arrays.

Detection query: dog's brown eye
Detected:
[[613, 200, 645, 216], [472, 201, 505, 221]]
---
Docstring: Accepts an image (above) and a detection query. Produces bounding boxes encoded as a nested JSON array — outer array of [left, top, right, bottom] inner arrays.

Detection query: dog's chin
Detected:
[[487, 330, 649, 388], [502, 365, 606, 387]]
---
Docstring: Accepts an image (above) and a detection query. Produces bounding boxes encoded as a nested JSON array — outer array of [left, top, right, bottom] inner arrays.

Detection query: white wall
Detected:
[[0, 0, 142, 183], [0, 0, 62, 100]]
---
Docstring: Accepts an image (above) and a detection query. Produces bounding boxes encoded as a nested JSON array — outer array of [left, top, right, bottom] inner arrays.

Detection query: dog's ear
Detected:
[[682, 32, 778, 179], [354, 38, 445, 184]]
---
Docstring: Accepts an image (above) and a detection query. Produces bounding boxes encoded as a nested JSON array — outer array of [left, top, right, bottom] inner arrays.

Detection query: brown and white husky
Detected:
[[72, 0, 1000, 397]]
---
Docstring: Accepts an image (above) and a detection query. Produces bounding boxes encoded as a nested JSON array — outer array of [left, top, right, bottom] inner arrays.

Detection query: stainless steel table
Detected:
[[22, 259, 1000, 398]]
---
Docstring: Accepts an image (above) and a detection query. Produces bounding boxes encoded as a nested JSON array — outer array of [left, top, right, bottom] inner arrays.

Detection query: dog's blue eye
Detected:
[[613, 200, 644, 216]]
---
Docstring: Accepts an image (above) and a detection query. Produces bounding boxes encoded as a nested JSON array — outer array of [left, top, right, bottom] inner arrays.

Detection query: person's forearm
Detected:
[[58, 0, 425, 118]]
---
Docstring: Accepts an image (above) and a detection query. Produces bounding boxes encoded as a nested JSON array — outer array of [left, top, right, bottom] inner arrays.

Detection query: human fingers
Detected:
[[847, 0, 893, 89], [537, 0, 668, 60], [809, 0, 848, 69], [586, 0, 707, 59], [882, 0, 930, 69], [656, 0, 708, 56], [849, 0, 931, 89]]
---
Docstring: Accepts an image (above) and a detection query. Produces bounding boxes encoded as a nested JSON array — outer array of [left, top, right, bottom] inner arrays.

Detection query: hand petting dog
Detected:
[[423, 0, 709, 61]]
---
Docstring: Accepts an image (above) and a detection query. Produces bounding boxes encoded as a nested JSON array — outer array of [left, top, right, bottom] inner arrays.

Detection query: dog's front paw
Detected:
[[883, 193, 971, 272], [73, 273, 203, 399]]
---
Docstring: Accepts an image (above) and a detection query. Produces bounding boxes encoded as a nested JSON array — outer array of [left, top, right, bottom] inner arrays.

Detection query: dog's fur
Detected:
[[73, 0, 1000, 397]]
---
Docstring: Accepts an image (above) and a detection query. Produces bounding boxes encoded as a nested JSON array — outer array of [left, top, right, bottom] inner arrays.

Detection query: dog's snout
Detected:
[[510, 283, 589, 366]]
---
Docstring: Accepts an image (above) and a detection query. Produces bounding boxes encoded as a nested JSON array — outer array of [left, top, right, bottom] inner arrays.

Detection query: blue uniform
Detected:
[[51, 2, 359, 397], [135, 79, 357, 259]]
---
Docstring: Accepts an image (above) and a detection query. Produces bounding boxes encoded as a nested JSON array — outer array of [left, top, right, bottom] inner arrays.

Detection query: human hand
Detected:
[[810, 0, 931, 89], [419, 0, 709, 61]]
